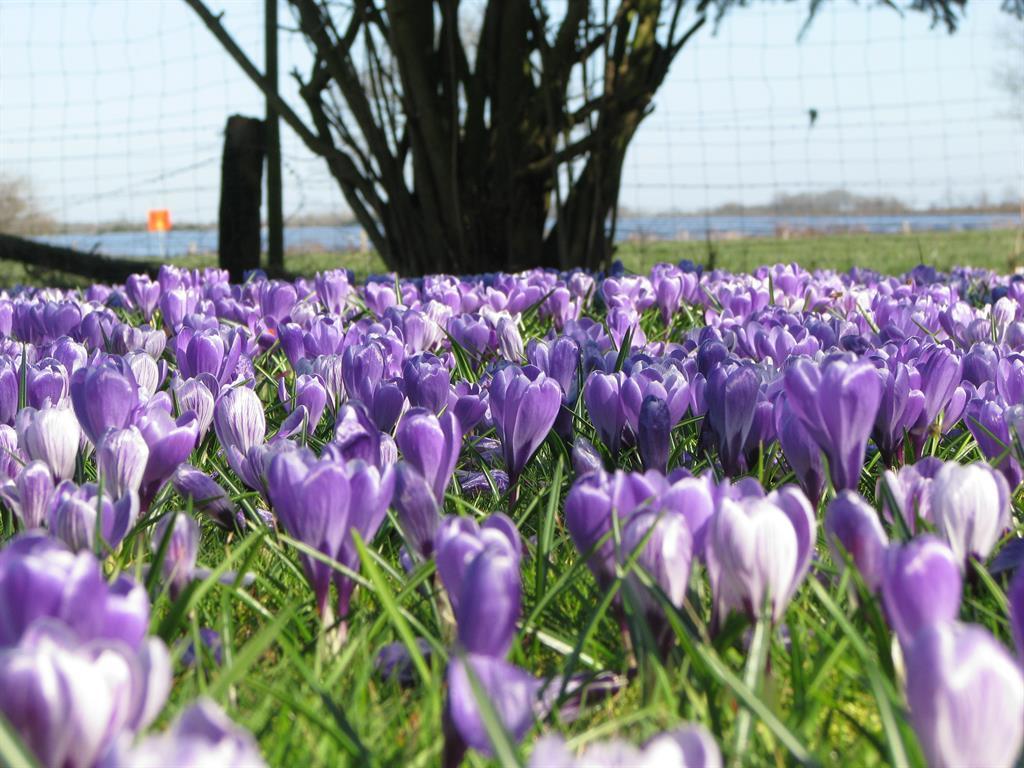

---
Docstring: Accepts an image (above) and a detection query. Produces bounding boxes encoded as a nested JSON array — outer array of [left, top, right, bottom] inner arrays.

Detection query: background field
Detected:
[[1, 228, 1021, 289]]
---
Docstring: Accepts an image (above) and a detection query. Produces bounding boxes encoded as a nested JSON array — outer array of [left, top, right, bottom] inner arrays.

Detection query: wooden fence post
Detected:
[[219, 115, 265, 282]]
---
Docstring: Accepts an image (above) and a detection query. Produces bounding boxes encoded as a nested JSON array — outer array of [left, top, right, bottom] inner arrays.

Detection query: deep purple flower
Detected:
[[402, 354, 451, 414], [454, 544, 521, 657], [446, 654, 540, 756], [331, 402, 382, 466], [571, 436, 604, 477], [392, 462, 442, 559], [637, 395, 671, 474], [881, 535, 962, 647], [278, 374, 328, 435], [172, 465, 240, 529], [395, 408, 460, 502], [435, 514, 521, 614], [70, 364, 140, 444], [583, 371, 629, 457], [824, 491, 889, 591], [704, 362, 760, 476], [783, 356, 883, 491], [174, 328, 244, 388], [965, 397, 1023, 488], [490, 365, 561, 482], [871, 361, 924, 466], [776, 394, 826, 506], [905, 622, 1024, 768], [342, 341, 385, 406]]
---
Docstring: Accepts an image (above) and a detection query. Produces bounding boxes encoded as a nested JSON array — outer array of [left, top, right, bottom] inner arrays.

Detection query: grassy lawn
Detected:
[[1, 228, 1020, 288]]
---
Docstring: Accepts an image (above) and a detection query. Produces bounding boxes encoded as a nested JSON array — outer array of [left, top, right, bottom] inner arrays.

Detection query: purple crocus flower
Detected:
[[174, 327, 244, 388], [0, 460, 55, 529], [905, 622, 1024, 768], [267, 449, 349, 616], [783, 355, 883, 492], [489, 365, 561, 483], [454, 543, 521, 657], [776, 394, 826, 506], [395, 408, 460, 503], [881, 535, 962, 647], [69, 363, 140, 445], [15, 406, 81, 481], [334, 459, 394, 617], [172, 376, 217, 441], [0, 533, 150, 649], [871, 361, 924, 466], [620, 507, 693, 626], [435, 514, 521, 614], [876, 456, 943, 533], [152, 513, 200, 598], [703, 362, 760, 476], [929, 461, 1011, 565], [638, 395, 671, 473], [26, 358, 69, 410], [117, 697, 267, 767], [213, 386, 266, 491], [331, 402, 382, 467], [278, 374, 328, 435], [908, 345, 962, 455], [135, 401, 200, 504], [392, 461, 442, 560], [965, 397, 1023, 489], [571, 436, 604, 477], [446, 653, 541, 757], [48, 480, 138, 552], [705, 485, 815, 624], [172, 465, 240, 529], [0, 624, 171, 768], [341, 341, 385, 406], [824, 491, 889, 591], [96, 426, 149, 501], [402, 354, 451, 414], [583, 371, 629, 457]]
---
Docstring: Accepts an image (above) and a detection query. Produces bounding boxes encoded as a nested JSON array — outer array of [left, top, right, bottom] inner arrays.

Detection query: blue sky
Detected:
[[1, 0, 1021, 227]]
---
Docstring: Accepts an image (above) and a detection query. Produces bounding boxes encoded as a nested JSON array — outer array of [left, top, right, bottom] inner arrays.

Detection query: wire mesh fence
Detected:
[[1, 0, 1021, 261]]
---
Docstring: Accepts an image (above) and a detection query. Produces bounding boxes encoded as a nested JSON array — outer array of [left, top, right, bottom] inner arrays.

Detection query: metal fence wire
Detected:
[[1, 0, 1021, 258]]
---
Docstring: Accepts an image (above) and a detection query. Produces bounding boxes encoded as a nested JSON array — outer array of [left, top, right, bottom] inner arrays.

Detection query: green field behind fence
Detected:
[[1, 228, 1021, 289]]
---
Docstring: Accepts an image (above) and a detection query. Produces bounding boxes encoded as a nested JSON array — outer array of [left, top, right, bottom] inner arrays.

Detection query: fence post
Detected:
[[265, 0, 284, 276], [219, 115, 265, 282]]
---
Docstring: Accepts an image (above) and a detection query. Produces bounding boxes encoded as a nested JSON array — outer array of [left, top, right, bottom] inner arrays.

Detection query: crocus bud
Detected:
[[214, 387, 266, 490], [172, 377, 216, 441], [638, 395, 671, 474], [620, 508, 693, 619], [824, 491, 889, 591], [0, 424, 21, 481], [906, 622, 1024, 768], [48, 481, 138, 552], [704, 362, 760, 476], [172, 465, 239, 529], [267, 450, 350, 616], [447, 654, 540, 757], [489, 365, 561, 483], [69, 364, 139, 444], [583, 371, 629, 457], [395, 408, 460, 503], [881, 535, 962, 647], [0, 461, 55, 529], [392, 462, 442, 560], [97, 426, 149, 500], [16, 406, 81, 481], [571, 436, 603, 477], [152, 513, 199, 598], [455, 545, 521, 657], [705, 486, 815, 623], [783, 356, 883, 491], [496, 316, 524, 362], [929, 461, 1011, 565]]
